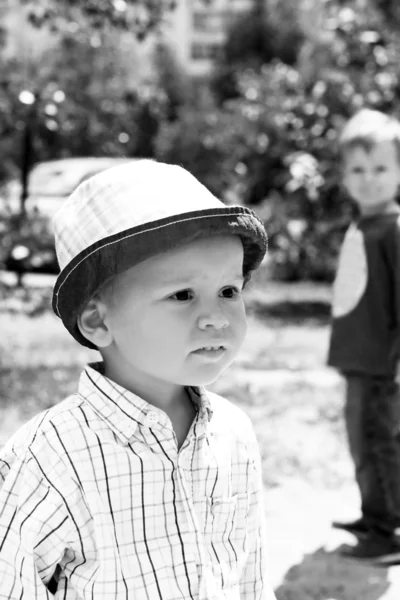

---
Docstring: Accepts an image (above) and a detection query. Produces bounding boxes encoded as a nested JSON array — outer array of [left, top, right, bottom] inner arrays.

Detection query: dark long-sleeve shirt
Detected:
[[328, 209, 400, 376]]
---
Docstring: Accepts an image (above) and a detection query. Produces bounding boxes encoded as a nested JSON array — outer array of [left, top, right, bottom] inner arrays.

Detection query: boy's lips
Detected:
[[191, 346, 227, 360], [195, 344, 225, 351], [192, 341, 227, 352]]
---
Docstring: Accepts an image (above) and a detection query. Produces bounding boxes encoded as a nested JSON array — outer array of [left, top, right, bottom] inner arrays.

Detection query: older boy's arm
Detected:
[[0, 452, 70, 599], [390, 217, 400, 368], [240, 429, 277, 600], [396, 220, 400, 354]]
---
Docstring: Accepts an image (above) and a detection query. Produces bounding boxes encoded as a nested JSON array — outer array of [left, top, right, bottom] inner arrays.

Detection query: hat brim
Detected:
[[52, 206, 267, 348]]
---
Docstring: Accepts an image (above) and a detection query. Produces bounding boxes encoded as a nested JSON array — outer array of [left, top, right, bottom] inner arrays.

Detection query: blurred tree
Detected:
[[0, 1, 188, 272], [373, 0, 400, 24], [211, 0, 306, 105], [21, 0, 178, 40], [224, 0, 305, 67], [0, 1, 186, 186], [151, 41, 190, 122]]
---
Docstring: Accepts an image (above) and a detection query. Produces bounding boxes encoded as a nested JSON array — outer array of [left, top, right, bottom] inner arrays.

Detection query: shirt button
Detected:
[[145, 411, 159, 426]]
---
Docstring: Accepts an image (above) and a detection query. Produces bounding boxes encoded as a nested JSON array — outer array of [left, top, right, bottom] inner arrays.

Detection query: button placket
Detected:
[[175, 449, 211, 598], [124, 421, 137, 442]]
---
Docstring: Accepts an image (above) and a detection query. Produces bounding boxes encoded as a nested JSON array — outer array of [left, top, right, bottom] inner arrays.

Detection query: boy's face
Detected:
[[342, 140, 400, 215], [99, 235, 247, 397]]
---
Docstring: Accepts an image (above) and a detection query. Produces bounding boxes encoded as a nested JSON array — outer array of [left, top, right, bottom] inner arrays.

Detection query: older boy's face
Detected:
[[343, 140, 400, 214], [101, 235, 247, 396]]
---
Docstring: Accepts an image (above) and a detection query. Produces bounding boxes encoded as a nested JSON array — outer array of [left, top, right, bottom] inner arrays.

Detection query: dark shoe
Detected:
[[332, 517, 370, 538], [339, 532, 400, 565]]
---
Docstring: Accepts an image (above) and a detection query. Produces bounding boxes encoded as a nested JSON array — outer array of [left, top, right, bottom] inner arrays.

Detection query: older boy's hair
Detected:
[[339, 108, 400, 160]]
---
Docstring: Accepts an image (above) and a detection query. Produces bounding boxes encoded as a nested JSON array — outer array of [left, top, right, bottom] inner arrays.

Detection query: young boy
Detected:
[[328, 109, 400, 564], [0, 160, 276, 599]]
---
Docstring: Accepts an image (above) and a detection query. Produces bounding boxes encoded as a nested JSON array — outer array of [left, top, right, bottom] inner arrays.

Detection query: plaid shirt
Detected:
[[0, 364, 275, 600]]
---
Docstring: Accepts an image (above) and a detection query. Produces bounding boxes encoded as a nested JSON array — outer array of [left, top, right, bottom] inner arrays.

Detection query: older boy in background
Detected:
[[328, 109, 400, 563]]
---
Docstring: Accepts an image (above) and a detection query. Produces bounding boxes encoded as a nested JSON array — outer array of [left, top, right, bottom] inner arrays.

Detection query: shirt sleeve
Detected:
[[0, 449, 71, 599], [394, 217, 400, 359], [240, 427, 276, 600], [386, 215, 400, 365]]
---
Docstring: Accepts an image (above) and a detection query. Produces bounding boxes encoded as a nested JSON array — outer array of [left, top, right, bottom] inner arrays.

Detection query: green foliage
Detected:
[[21, 0, 178, 40]]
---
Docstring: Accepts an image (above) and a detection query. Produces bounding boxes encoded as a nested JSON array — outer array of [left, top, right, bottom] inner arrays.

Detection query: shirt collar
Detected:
[[79, 362, 213, 445]]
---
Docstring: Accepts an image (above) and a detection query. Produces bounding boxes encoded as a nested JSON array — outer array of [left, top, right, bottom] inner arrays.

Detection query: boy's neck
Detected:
[[359, 199, 399, 217], [102, 359, 189, 413], [101, 360, 197, 449]]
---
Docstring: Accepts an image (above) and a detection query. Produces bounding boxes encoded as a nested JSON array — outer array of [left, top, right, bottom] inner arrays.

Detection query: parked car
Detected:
[[0, 157, 131, 274]]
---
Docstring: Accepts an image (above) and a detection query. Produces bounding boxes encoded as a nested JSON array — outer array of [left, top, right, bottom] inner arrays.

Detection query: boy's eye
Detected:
[[376, 165, 387, 172], [169, 290, 193, 301], [221, 286, 241, 299]]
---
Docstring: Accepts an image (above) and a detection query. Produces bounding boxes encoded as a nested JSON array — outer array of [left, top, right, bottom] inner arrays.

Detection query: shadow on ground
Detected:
[[274, 546, 391, 600]]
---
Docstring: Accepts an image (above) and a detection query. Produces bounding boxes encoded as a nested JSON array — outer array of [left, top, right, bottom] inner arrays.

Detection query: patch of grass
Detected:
[[211, 371, 350, 490], [1, 366, 80, 410], [0, 312, 95, 369], [238, 314, 330, 370], [0, 312, 96, 443]]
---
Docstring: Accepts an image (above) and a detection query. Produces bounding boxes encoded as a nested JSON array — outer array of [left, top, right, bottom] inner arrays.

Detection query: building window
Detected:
[[192, 8, 250, 32], [192, 12, 224, 31], [193, 13, 207, 31], [191, 43, 224, 60]]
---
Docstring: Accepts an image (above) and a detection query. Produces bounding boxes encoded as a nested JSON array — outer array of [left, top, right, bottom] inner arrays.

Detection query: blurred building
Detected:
[[0, 0, 257, 84], [164, 0, 255, 77]]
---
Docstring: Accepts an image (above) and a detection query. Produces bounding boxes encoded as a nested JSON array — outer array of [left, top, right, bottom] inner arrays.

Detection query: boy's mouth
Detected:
[[196, 345, 225, 351], [192, 345, 227, 359]]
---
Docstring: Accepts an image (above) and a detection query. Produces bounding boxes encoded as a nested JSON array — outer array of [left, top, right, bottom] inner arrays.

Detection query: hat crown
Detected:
[[53, 160, 223, 271]]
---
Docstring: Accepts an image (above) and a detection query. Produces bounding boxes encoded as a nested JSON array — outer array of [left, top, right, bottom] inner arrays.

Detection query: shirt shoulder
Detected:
[[0, 394, 83, 478], [370, 213, 400, 266], [359, 212, 400, 238], [385, 213, 400, 243], [206, 391, 256, 442]]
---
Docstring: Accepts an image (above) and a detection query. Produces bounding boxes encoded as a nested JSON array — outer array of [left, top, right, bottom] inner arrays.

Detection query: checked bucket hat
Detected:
[[52, 159, 267, 348]]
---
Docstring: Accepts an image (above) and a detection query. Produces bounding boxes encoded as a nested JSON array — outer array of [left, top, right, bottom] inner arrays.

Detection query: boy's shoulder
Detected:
[[0, 393, 83, 470], [205, 389, 256, 443], [358, 211, 400, 235]]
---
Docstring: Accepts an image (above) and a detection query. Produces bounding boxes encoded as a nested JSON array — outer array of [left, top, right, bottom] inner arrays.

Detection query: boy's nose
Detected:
[[197, 312, 229, 330], [363, 171, 375, 183]]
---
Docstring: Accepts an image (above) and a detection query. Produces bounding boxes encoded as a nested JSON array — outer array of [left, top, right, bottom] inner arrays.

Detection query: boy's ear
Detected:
[[77, 297, 113, 348]]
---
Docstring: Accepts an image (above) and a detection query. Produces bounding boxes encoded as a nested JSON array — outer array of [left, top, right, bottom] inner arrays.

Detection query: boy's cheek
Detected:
[[234, 310, 247, 345]]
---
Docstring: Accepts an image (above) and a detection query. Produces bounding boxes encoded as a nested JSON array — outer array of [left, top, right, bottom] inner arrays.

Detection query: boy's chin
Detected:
[[183, 365, 232, 387], [186, 376, 219, 387]]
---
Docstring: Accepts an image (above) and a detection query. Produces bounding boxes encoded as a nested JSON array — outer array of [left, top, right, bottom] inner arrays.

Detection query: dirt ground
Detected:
[[1, 289, 400, 598]]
